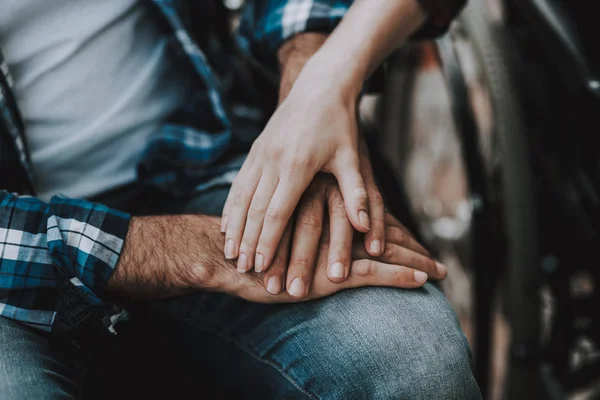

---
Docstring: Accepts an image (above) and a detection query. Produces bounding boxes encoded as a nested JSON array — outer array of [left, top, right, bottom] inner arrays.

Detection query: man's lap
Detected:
[[149, 283, 480, 399], [138, 186, 480, 399], [0, 317, 79, 399]]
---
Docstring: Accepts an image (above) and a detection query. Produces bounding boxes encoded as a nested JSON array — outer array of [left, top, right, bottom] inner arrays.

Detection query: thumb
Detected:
[[331, 151, 370, 233]]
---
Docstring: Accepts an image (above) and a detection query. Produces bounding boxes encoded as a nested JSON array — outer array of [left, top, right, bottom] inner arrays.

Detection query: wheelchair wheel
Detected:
[[379, 0, 540, 398]]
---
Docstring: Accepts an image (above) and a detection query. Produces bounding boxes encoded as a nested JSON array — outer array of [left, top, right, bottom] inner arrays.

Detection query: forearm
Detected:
[[278, 33, 328, 102], [106, 215, 226, 300], [293, 0, 427, 99]]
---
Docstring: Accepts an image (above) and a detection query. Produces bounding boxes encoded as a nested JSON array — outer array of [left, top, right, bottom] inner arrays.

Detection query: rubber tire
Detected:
[[458, 1, 541, 398]]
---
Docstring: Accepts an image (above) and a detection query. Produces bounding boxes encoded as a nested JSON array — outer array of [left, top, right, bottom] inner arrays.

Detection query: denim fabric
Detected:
[[148, 188, 482, 399], [0, 317, 79, 399], [0, 187, 481, 399]]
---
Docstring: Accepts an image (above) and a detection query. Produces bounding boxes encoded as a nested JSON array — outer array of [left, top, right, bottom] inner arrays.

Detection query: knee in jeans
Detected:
[[326, 286, 481, 399]]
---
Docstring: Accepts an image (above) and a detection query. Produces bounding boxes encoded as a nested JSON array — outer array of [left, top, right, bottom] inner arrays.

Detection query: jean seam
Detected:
[[162, 311, 318, 400]]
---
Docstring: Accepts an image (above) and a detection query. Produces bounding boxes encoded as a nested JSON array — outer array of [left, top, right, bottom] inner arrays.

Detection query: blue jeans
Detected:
[[0, 188, 481, 399]]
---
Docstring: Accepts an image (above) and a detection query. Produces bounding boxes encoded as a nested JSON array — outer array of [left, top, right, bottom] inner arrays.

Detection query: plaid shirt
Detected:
[[1, 0, 465, 340]]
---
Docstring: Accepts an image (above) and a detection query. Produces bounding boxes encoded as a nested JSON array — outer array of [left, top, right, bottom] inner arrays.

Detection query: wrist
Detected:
[[277, 33, 363, 105], [278, 33, 329, 103], [298, 52, 365, 101]]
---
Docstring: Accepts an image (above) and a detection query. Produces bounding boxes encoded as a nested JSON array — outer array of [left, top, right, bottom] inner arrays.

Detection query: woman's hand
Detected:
[[221, 70, 370, 274]]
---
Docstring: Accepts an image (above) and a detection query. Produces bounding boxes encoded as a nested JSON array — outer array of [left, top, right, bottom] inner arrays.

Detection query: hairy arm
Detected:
[[106, 215, 227, 300]]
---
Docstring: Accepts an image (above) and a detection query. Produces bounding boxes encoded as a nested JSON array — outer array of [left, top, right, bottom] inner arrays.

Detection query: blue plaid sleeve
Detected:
[[238, 0, 353, 66], [239, 0, 467, 64], [1, 190, 130, 331]]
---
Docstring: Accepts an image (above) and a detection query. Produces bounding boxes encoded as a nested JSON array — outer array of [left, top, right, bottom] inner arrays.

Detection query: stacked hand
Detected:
[[256, 174, 447, 300], [219, 32, 446, 297]]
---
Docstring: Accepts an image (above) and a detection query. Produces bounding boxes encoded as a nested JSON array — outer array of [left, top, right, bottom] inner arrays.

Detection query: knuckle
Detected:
[[233, 190, 249, 206], [328, 195, 346, 216], [291, 257, 313, 272], [353, 260, 375, 277], [263, 144, 281, 159], [383, 243, 396, 260], [297, 214, 323, 231], [240, 237, 258, 251], [351, 186, 368, 200], [392, 267, 408, 283], [425, 258, 437, 273], [284, 154, 311, 171], [394, 229, 407, 246], [248, 201, 267, 217], [368, 187, 384, 206], [265, 205, 284, 224], [332, 247, 350, 265]]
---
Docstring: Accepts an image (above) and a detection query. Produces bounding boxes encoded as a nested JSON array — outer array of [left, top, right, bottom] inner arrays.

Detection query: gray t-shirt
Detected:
[[0, 0, 193, 200]]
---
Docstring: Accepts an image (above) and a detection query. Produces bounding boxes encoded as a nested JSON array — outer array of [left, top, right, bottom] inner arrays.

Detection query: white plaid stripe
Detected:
[[282, 0, 313, 38], [0, 228, 52, 263], [47, 217, 123, 267]]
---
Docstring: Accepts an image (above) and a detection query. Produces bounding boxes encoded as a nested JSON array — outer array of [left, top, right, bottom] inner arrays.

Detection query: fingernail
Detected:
[[435, 261, 447, 277], [267, 276, 282, 295], [220, 216, 228, 233], [255, 253, 264, 273], [288, 278, 305, 298], [225, 238, 235, 259], [359, 210, 370, 230], [237, 253, 248, 273], [328, 262, 345, 279], [369, 240, 382, 255], [414, 270, 428, 284]]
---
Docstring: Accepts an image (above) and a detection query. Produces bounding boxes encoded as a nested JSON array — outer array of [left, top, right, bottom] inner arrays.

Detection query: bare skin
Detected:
[[222, 0, 429, 277], [106, 208, 436, 302]]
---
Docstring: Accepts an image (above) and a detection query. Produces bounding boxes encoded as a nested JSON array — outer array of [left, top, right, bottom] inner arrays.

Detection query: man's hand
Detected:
[[246, 212, 441, 302], [261, 174, 447, 299], [104, 212, 444, 303]]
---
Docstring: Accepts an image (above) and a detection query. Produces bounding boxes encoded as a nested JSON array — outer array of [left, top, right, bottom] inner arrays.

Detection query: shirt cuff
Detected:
[[239, 0, 353, 67], [47, 196, 131, 292]]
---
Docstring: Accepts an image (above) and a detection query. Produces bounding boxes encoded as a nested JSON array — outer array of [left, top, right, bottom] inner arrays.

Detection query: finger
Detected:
[[331, 150, 370, 233], [386, 225, 431, 257], [352, 242, 446, 280], [221, 157, 254, 233], [286, 187, 325, 299], [254, 171, 313, 273], [356, 140, 385, 256], [384, 213, 421, 242], [224, 166, 261, 260], [237, 175, 278, 273], [363, 184, 385, 257], [263, 222, 294, 295], [345, 259, 428, 289], [221, 197, 231, 233], [325, 186, 353, 283]]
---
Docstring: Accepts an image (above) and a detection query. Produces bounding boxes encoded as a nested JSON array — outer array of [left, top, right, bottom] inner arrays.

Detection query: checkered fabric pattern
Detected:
[[0, 0, 465, 337]]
